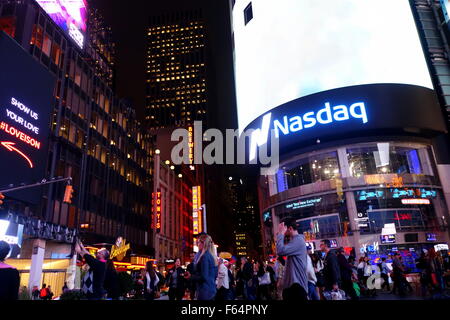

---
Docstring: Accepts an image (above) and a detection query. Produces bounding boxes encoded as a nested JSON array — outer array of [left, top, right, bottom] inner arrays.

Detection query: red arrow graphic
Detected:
[[1, 141, 34, 168]]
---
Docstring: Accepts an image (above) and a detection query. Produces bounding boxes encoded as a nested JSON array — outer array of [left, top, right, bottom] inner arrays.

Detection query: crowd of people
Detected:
[[1, 223, 450, 301]]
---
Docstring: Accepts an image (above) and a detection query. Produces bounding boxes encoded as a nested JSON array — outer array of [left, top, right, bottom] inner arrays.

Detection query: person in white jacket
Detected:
[[144, 261, 160, 300], [306, 250, 320, 300], [216, 258, 230, 300]]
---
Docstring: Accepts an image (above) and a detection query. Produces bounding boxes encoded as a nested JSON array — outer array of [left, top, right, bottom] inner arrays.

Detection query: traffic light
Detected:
[[63, 185, 74, 204], [0, 193, 4, 205]]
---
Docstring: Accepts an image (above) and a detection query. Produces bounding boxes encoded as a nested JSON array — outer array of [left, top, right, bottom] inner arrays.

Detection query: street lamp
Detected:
[[155, 149, 160, 155]]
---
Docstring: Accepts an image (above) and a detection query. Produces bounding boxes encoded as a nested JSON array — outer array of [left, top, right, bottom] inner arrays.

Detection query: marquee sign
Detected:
[[110, 237, 131, 261], [192, 186, 202, 235], [0, 33, 55, 204]]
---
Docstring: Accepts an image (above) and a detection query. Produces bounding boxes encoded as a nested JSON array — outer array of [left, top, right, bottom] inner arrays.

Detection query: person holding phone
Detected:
[[276, 219, 308, 301], [75, 240, 108, 300]]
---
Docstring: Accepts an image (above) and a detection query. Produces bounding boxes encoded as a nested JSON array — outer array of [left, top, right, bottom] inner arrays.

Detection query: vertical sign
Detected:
[[188, 126, 194, 164], [151, 189, 162, 233], [192, 186, 202, 235]]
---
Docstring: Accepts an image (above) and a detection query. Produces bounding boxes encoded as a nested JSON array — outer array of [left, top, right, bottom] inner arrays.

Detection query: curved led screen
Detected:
[[232, 0, 434, 131]]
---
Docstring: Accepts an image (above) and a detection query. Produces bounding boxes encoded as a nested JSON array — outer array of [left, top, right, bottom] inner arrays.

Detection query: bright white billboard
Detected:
[[232, 0, 434, 131]]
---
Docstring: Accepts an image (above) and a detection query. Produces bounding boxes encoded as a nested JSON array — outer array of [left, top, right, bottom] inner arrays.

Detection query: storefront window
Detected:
[[279, 151, 340, 191], [347, 143, 427, 177]]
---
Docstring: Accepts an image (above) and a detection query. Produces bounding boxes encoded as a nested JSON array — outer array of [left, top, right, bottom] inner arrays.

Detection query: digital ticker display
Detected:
[[35, 0, 88, 49], [232, 0, 433, 131], [0, 32, 56, 204]]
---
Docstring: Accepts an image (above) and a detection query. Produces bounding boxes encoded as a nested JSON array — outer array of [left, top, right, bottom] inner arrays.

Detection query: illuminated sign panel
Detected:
[[35, 0, 88, 49], [151, 190, 162, 232], [192, 186, 202, 235], [233, 0, 433, 131], [441, 0, 450, 23], [188, 126, 194, 164], [285, 197, 322, 210], [0, 33, 55, 204]]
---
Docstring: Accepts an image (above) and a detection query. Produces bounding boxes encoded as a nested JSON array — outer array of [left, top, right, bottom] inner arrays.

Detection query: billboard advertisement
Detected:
[[441, 0, 450, 23], [232, 0, 433, 131], [0, 32, 56, 204], [35, 0, 88, 49], [0, 219, 24, 259], [246, 84, 447, 158]]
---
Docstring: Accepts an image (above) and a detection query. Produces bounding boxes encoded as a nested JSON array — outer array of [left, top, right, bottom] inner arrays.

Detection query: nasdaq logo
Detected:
[[249, 101, 369, 161]]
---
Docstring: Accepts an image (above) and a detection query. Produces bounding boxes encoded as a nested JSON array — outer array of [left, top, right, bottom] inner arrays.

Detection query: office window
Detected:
[[244, 2, 253, 25]]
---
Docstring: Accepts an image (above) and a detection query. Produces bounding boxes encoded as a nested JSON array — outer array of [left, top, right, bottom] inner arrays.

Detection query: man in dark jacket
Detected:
[[241, 257, 255, 300], [337, 248, 358, 300], [75, 240, 107, 300], [0, 241, 20, 300], [320, 240, 341, 292]]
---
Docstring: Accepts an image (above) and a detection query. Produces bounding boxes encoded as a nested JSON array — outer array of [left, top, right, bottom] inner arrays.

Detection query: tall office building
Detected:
[[0, 0, 154, 295], [85, 5, 115, 88], [145, 9, 208, 130]]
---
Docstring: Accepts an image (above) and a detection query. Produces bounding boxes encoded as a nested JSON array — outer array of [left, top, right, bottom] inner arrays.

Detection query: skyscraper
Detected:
[[145, 9, 208, 130]]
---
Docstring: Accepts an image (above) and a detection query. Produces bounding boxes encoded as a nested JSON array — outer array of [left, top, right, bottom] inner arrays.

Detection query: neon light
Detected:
[[192, 186, 202, 235], [6, 109, 39, 134], [151, 190, 162, 230], [401, 199, 430, 205], [1, 141, 34, 168], [249, 101, 368, 159], [0, 122, 41, 149], [11, 97, 39, 120]]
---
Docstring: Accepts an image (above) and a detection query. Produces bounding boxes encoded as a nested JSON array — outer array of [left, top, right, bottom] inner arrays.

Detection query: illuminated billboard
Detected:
[[441, 0, 450, 23], [0, 33, 55, 204], [232, 0, 433, 131], [35, 0, 88, 49]]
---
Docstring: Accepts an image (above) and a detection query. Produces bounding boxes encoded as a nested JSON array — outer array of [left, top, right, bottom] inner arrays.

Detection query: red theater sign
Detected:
[[151, 190, 162, 232]]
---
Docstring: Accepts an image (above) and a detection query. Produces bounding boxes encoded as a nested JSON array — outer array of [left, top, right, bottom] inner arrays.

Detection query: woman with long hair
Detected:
[[186, 234, 218, 300], [256, 260, 272, 300], [143, 261, 159, 300]]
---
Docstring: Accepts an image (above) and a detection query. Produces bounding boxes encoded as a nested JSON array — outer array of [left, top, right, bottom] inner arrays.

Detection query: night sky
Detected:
[[92, 0, 237, 131]]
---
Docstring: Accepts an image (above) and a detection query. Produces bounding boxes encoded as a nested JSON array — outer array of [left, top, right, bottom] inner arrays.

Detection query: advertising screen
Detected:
[[381, 234, 396, 244], [0, 32, 56, 204], [35, 0, 88, 49], [232, 0, 433, 131], [0, 219, 24, 259]]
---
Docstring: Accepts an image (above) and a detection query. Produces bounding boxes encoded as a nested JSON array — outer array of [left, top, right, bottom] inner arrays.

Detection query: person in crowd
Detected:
[[0, 241, 20, 300], [186, 252, 197, 300], [428, 248, 445, 294], [167, 258, 186, 300], [235, 265, 244, 299], [104, 259, 120, 300], [416, 251, 430, 297], [75, 240, 107, 300], [156, 267, 165, 292], [275, 256, 286, 300], [357, 257, 366, 283], [391, 252, 406, 296], [32, 286, 40, 300], [62, 282, 69, 294], [39, 284, 49, 300], [241, 256, 254, 300], [256, 260, 272, 300], [184, 234, 218, 300], [143, 261, 159, 300], [276, 219, 308, 301], [226, 260, 236, 300], [362, 256, 376, 297], [47, 286, 54, 300], [312, 252, 325, 298], [337, 248, 358, 300], [320, 240, 341, 293], [306, 249, 319, 300], [380, 257, 392, 292], [216, 257, 230, 300], [247, 260, 259, 300], [266, 261, 276, 298]]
